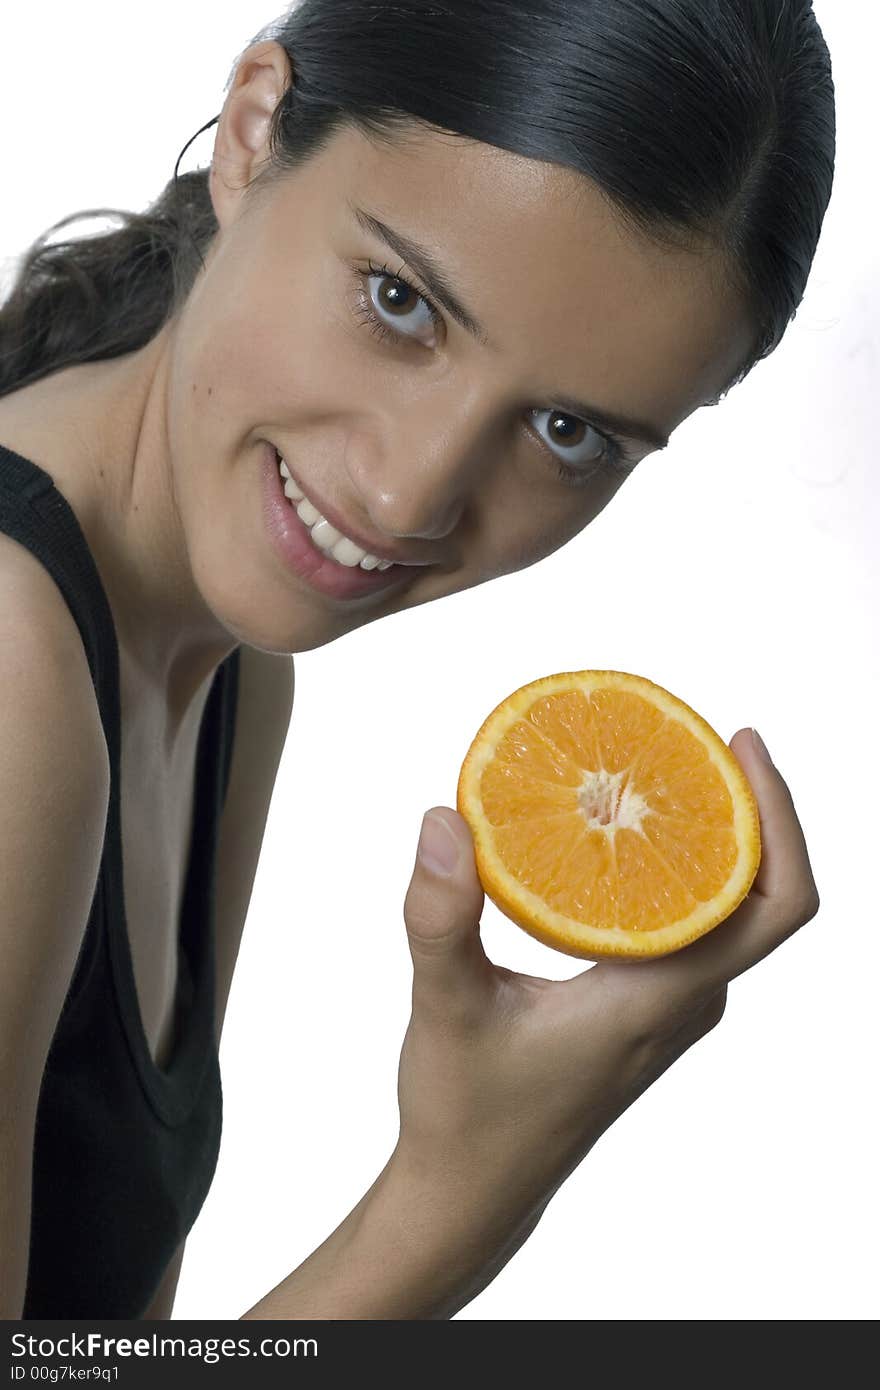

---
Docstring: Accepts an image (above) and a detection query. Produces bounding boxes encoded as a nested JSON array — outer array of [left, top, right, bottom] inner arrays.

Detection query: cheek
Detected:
[[173, 252, 345, 441], [487, 489, 608, 576]]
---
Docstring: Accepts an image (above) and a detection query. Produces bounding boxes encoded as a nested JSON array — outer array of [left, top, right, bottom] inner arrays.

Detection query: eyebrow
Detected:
[[348, 200, 672, 451]]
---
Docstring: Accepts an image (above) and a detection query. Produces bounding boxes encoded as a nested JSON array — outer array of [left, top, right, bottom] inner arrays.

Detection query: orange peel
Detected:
[[457, 670, 761, 960]]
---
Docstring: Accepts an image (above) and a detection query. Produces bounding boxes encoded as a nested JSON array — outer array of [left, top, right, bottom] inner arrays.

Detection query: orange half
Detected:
[[457, 671, 761, 960]]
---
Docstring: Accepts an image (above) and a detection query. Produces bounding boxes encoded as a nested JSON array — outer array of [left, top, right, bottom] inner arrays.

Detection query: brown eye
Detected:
[[365, 270, 439, 344], [529, 408, 608, 473], [376, 277, 417, 317], [548, 413, 602, 458]]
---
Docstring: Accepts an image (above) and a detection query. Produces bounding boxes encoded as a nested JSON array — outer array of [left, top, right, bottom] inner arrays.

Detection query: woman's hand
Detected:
[[394, 727, 820, 1247]]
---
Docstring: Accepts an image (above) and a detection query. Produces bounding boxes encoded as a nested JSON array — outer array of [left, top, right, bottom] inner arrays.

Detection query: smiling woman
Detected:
[[0, 0, 835, 1323]]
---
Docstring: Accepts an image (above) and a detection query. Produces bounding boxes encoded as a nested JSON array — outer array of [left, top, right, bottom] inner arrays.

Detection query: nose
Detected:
[[360, 447, 469, 545], [349, 386, 500, 546], [377, 469, 465, 544]]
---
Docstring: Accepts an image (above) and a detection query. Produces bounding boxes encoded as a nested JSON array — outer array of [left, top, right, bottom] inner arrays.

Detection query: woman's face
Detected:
[[169, 42, 754, 655]]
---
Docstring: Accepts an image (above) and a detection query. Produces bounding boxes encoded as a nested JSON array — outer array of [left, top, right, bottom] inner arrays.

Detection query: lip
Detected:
[[260, 442, 419, 603], [271, 445, 433, 568]]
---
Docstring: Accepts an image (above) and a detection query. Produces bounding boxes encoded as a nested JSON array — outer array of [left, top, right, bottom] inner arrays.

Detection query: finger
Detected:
[[737, 728, 819, 909], [624, 728, 821, 1003], [403, 808, 494, 1013], [584, 728, 820, 1032]]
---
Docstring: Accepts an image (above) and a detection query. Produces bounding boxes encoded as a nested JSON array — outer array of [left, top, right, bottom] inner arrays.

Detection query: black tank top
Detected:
[[0, 441, 240, 1319]]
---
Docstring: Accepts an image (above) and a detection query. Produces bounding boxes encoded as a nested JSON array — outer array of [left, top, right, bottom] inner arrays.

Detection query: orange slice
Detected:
[[457, 671, 761, 960]]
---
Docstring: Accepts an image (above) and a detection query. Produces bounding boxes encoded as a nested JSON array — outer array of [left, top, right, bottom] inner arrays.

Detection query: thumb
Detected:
[[403, 807, 491, 1000]]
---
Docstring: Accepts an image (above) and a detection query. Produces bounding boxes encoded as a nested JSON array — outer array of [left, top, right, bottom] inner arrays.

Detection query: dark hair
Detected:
[[0, 0, 836, 402]]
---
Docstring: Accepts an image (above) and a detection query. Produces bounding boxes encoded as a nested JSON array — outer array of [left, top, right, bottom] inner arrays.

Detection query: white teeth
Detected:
[[291, 492, 319, 526], [276, 453, 393, 570]]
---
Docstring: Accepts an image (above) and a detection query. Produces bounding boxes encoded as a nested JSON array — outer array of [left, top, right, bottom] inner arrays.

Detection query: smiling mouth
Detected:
[[261, 440, 422, 602], [275, 455, 394, 573], [272, 446, 435, 573]]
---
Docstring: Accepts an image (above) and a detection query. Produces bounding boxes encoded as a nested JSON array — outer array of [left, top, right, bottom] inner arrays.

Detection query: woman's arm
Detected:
[[239, 730, 818, 1320], [238, 1146, 543, 1320], [241, 729, 819, 1321]]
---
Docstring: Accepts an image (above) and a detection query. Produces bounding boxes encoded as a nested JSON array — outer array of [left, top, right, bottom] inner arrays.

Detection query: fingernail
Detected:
[[751, 728, 774, 765], [418, 812, 459, 877]]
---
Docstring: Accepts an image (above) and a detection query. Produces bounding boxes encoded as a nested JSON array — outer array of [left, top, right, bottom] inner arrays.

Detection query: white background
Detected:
[[1, 2, 875, 1321]]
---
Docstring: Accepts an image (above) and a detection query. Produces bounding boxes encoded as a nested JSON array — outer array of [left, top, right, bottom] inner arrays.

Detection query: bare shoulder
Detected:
[[0, 529, 85, 641], [0, 528, 109, 823], [0, 530, 102, 726]]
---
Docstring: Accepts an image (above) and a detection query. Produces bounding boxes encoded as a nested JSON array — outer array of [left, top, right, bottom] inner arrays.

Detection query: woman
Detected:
[[0, 0, 833, 1319]]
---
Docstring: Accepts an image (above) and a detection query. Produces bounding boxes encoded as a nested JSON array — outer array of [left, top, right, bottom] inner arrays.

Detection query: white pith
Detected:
[[275, 453, 393, 571]]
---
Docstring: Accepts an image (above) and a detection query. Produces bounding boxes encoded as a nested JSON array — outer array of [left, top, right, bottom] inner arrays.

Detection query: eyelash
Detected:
[[352, 260, 639, 486]]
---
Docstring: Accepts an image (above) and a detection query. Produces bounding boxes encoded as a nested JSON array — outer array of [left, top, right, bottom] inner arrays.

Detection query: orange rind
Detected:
[[457, 670, 761, 960]]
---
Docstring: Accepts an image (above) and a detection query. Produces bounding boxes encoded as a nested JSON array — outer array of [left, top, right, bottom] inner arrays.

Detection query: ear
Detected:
[[209, 40, 293, 230]]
